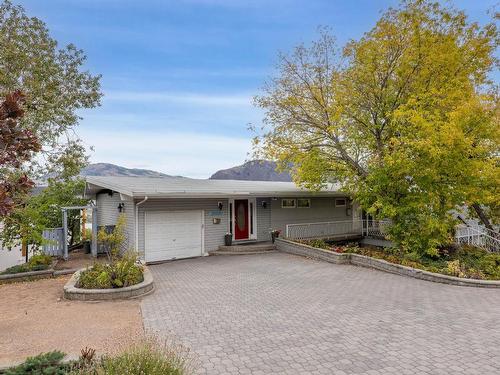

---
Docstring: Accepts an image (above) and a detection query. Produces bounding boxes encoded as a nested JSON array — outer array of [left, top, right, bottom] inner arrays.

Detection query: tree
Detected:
[[254, 0, 499, 255], [0, 176, 90, 248], [0, 91, 41, 216], [0, 0, 101, 184]]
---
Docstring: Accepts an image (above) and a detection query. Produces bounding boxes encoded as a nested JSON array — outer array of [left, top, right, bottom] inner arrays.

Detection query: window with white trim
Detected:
[[297, 198, 310, 208], [281, 198, 296, 208]]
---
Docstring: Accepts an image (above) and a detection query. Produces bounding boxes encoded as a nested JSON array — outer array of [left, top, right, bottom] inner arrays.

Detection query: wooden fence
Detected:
[[42, 228, 64, 256]]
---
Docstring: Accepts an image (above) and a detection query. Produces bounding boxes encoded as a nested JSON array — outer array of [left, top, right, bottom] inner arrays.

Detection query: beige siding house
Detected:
[[85, 176, 355, 263]]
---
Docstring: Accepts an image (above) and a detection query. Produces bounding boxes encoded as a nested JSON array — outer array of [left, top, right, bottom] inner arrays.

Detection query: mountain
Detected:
[[210, 160, 292, 182], [80, 163, 175, 177]]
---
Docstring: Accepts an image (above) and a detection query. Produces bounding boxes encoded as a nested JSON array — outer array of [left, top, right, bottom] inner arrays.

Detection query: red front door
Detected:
[[234, 199, 249, 240]]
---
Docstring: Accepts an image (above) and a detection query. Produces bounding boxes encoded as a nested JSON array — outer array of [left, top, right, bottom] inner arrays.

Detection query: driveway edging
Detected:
[[275, 238, 500, 288]]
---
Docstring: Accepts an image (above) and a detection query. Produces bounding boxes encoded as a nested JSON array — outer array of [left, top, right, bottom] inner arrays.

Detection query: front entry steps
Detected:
[[210, 241, 276, 256]]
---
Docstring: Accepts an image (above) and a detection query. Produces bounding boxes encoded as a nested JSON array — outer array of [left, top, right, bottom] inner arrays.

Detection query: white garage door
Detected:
[[145, 210, 203, 262]]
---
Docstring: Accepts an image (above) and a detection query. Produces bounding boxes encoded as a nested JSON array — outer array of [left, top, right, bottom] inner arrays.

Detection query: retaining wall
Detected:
[[276, 238, 500, 288]]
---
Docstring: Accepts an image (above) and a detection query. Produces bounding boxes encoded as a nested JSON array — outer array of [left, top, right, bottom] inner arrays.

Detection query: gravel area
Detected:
[[0, 276, 144, 367], [54, 250, 108, 271]]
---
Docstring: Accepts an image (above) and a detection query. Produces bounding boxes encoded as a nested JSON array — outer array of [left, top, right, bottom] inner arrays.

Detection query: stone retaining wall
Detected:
[[276, 238, 500, 288], [63, 266, 154, 301]]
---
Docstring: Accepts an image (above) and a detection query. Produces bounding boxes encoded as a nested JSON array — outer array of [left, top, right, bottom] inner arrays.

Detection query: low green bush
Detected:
[[1, 253, 53, 275], [78, 252, 143, 289], [28, 253, 53, 267], [3, 351, 71, 375]]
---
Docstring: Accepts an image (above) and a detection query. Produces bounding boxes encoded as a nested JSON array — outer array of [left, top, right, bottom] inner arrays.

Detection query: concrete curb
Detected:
[[275, 238, 500, 288], [63, 266, 154, 301]]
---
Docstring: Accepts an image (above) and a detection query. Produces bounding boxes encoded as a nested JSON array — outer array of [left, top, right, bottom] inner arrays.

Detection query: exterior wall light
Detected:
[[117, 203, 125, 212], [261, 201, 267, 209], [217, 202, 223, 210]]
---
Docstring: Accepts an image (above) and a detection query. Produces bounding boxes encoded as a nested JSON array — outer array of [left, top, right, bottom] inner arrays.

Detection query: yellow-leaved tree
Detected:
[[254, 0, 499, 256]]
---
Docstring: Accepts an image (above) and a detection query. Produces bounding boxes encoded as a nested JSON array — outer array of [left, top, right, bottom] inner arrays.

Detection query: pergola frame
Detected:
[[61, 205, 98, 260]]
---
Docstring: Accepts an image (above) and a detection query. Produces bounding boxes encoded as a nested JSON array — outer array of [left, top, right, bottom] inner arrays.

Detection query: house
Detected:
[[84, 176, 357, 263]]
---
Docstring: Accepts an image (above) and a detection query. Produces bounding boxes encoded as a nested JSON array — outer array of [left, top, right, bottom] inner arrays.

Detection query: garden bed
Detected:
[[64, 266, 154, 301], [0, 254, 58, 283], [276, 238, 500, 288]]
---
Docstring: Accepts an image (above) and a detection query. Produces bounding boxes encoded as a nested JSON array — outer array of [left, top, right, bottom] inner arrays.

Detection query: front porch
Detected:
[[285, 219, 391, 243]]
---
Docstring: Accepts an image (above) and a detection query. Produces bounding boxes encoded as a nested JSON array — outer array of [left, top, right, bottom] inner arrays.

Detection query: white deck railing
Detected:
[[285, 220, 363, 240], [455, 225, 500, 253], [285, 219, 499, 253]]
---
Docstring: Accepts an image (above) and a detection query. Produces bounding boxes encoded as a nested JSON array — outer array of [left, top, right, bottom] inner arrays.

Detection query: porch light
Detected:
[[261, 201, 267, 209], [117, 203, 125, 212], [217, 202, 223, 210]]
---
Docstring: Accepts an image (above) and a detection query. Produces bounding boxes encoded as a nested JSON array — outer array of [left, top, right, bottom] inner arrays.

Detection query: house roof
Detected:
[[85, 176, 344, 199]]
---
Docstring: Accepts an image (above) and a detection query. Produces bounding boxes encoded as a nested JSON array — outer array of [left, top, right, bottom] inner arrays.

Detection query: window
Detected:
[[297, 198, 310, 208], [335, 198, 347, 207], [281, 198, 296, 208]]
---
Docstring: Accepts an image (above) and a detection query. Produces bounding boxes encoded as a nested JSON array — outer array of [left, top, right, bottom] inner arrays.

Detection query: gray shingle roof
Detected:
[[85, 176, 343, 198]]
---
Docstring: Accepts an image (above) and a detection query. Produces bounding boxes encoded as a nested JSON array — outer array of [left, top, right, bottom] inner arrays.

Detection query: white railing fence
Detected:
[[454, 225, 500, 253], [285, 220, 363, 240]]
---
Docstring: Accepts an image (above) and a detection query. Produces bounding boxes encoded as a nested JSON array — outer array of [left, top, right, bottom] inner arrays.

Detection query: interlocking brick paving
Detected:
[[141, 253, 500, 375]]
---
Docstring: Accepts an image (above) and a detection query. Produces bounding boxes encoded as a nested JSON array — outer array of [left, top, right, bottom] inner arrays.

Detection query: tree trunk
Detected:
[[472, 203, 494, 231]]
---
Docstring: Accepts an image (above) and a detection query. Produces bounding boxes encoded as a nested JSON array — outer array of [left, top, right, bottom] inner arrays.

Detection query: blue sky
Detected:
[[18, 0, 498, 178]]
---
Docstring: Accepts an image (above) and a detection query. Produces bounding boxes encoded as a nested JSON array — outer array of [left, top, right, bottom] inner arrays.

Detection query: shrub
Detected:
[[98, 214, 127, 261], [4, 351, 71, 375], [78, 252, 143, 289], [69, 338, 195, 375], [28, 253, 52, 267], [307, 239, 329, 249], [1, 264, 29, 274], [0, 253, 53, 275], [96, 339, 192, 375]]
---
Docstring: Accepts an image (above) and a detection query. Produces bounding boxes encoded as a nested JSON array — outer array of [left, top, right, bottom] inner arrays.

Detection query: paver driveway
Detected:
[[141, 252, 500, 375]]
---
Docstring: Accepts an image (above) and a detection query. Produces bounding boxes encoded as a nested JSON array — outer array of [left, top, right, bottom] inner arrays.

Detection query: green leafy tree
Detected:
[[254, 0, 499, 255], [0, 0, 101, 199], [1, 176, 89, 247]]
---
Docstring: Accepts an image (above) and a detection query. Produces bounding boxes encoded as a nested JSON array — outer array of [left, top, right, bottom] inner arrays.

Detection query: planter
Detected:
[[224, 234, 232, 246], [63, 266, 154, 301], [275, 238, 500, 288], [271, 231, 280, 244]]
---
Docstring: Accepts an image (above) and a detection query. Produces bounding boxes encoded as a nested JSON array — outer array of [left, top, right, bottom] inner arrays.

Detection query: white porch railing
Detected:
[[285, 220, 363, 240], [454, 225, 500, 253]]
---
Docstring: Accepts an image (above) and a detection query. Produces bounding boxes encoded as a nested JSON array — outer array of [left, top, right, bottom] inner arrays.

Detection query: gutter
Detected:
[[135, 196, 148, 252]]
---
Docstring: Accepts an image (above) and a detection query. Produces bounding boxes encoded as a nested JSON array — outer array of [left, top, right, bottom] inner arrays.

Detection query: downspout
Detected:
[[135, 196, 148, 255]]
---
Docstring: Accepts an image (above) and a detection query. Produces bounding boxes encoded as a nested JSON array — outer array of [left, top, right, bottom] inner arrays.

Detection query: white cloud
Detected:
[[79, 128, 252, 178]]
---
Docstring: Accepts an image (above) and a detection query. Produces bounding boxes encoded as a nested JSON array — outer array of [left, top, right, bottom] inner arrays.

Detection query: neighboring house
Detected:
[[85, 176, 356, 263]]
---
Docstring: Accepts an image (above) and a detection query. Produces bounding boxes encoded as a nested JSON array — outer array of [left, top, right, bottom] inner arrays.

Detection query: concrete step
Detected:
[[217, 243, 276, 252]]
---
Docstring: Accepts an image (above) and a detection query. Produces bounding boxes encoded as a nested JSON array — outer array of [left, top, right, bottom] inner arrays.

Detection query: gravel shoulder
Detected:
[[0, 276, 144, 367]]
